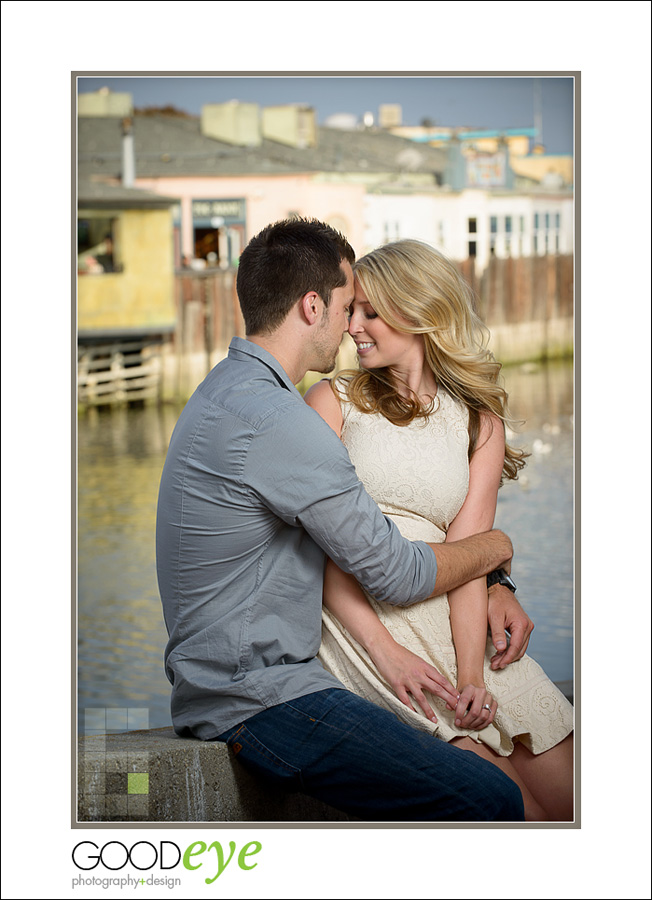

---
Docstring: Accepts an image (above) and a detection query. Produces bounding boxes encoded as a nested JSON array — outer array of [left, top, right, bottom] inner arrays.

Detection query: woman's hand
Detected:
[[454, 682, 497, 731], [370, 638, 460, 722]]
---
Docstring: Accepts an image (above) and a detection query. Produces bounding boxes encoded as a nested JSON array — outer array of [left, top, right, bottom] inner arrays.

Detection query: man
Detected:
[[156, 218, 532, 821]]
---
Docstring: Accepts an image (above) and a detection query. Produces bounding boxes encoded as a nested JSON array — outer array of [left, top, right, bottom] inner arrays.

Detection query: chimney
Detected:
[[122, 117, 135, 187]]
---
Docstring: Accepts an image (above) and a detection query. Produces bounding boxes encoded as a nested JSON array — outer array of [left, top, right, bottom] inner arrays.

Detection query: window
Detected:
[[505, 216, 512, 233], [490, 216, 498, 234], [78, 217, 122, 274], [468, 241, 477, 257], [383, 221, 400, 242], [468, 217, 477, 234], [534, 213, 540, 230]]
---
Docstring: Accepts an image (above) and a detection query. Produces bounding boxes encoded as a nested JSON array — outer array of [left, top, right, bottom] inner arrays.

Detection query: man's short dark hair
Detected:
[[236, 218, 355, 335]]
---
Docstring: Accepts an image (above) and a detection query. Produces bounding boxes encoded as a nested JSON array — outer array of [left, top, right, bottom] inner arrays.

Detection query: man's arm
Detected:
[[425, 529, 512, 597], [487, 583, 534, 668]]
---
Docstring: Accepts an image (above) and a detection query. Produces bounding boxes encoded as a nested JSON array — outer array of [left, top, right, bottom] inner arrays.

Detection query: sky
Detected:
[[77, 74, 575, 154]]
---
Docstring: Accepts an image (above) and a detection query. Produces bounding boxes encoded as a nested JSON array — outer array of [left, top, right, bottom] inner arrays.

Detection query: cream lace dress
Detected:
[[318, 379, 574, 756]]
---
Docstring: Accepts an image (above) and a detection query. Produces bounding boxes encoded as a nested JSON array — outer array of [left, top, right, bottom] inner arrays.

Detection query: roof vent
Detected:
[[200, 102, 261, 146], [262, 105, 317, 148]]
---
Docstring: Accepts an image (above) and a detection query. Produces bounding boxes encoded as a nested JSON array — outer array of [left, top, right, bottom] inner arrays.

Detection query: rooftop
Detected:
[[78, 178, 178, 208], [78, 113, 448, 181]]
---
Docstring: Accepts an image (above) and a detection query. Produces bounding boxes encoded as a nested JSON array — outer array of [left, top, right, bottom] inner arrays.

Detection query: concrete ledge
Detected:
[[78, 728, 352, 823], [79, 681, 573, 823]]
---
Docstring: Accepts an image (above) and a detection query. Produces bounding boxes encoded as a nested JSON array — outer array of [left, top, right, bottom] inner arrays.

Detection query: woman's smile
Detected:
[[354, 340, 376, 355]]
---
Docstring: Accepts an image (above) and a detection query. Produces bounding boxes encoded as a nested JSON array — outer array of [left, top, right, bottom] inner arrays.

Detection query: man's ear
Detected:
[[299, 291, 322, 325]]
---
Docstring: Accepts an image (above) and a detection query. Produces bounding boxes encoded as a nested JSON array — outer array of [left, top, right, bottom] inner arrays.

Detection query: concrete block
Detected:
[[77, 728, 352, 823]]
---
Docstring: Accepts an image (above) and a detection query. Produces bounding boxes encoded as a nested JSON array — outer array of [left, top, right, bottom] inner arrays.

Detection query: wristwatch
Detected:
[[486, 568, 517, 593]]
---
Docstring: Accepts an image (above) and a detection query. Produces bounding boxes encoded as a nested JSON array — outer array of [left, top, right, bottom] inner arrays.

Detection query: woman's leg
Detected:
[[509, 733, 574, 821], [451, 736, 550, 821], [451, 733, 574, 822]]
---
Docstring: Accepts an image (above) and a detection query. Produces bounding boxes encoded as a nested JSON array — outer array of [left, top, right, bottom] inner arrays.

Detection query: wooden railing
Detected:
[[78, 340, 162, 406]]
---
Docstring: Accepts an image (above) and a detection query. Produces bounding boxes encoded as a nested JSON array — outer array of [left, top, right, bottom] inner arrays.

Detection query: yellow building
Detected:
[[78, 180, 177, 334]]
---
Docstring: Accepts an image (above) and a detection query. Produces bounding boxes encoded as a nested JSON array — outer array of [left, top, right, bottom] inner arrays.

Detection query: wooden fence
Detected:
[[174, 268, 245, 362], [457, 254, 573, 325]]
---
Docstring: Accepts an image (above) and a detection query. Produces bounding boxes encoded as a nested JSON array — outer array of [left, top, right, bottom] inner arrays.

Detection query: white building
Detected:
[[363, 187, 573, 271]]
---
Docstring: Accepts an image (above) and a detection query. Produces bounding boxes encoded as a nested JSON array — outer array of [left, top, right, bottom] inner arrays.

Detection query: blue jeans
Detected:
[[218, 688, 524, 822]]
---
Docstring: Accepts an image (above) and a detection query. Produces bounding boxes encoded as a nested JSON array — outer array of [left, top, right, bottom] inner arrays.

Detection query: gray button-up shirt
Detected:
[[156, 337, 437, 738]]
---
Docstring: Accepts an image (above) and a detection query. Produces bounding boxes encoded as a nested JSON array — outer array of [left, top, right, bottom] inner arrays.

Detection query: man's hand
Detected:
[[487, 584, 534, 669], [370, 638, 460, 722]]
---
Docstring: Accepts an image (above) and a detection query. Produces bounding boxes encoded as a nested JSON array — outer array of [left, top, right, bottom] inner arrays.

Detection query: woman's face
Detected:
[[348, 279, 423, 370]]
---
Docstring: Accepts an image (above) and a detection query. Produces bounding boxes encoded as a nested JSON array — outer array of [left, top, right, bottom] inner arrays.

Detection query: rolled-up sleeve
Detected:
[[244, 401, 437, 605]]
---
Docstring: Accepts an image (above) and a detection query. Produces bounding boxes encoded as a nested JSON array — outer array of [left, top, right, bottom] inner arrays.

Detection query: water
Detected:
[[494, 362, 575, 688], [77, 360, 575, 729]]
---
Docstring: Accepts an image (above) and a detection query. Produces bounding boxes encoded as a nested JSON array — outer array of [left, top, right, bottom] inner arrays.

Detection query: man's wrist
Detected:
[[490, 529, 512, 570]]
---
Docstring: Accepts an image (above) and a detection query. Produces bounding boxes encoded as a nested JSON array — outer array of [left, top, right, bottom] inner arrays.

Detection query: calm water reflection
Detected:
[[77, 360, 575, 729]]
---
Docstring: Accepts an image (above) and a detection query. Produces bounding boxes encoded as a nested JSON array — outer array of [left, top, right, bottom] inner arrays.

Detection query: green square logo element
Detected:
[[127, 773, 149, 795]]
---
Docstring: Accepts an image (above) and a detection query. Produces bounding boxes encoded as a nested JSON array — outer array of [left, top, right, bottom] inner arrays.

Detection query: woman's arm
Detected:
[[446, 412, 505, 730], [323, 560, 459, 719]]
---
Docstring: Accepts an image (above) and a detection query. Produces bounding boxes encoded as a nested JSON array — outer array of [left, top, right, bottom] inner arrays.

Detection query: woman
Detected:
[[305, 240, 574, 821]]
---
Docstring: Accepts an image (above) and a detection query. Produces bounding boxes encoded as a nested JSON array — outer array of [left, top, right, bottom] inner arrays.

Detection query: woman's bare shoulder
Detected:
[[304, 378, 344, 436]]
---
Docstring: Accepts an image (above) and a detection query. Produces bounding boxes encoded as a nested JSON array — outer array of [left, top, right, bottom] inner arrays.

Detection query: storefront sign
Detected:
[[192, 199, 244, 222]]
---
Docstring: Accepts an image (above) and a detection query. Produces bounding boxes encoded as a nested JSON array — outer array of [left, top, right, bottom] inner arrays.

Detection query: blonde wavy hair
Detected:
[[337, 239, 527, 482]]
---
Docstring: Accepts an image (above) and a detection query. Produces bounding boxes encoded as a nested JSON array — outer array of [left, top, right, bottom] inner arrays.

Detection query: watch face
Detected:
[[502, 573, 517, 592], [488, 568, 517, 592]]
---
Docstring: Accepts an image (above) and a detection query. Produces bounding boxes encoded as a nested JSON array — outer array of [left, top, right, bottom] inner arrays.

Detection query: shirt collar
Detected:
[[228, 336, 302, 397]]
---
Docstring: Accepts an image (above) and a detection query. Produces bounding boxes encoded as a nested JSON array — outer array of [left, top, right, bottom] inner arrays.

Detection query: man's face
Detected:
[[311, 261, 354, 374]]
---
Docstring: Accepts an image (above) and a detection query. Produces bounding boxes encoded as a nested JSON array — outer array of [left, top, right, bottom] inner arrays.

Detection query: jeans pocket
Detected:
[[225, 723, 302, 787]]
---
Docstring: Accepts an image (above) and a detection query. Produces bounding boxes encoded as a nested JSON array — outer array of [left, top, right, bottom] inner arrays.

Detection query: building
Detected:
[[77, 178, 179, 405], [78, 95, 448, 270], [78, 92, 573, 274], [78, 179, 177, 334], [364, 185, 573, 274], [364, 125, 573, 272]]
